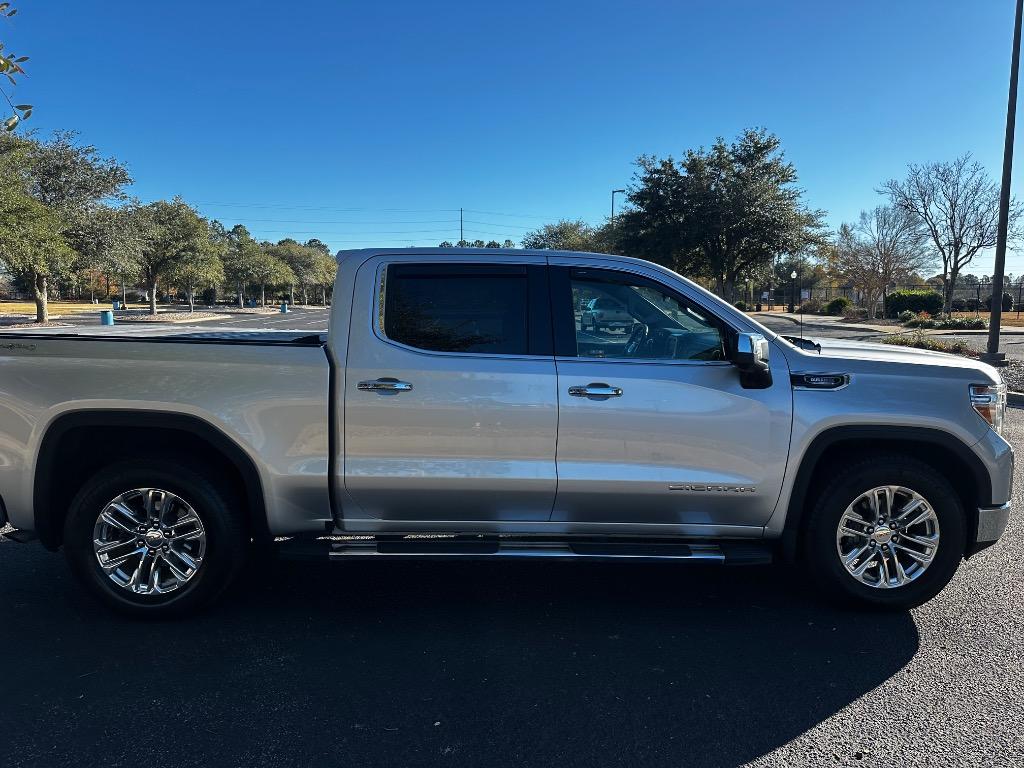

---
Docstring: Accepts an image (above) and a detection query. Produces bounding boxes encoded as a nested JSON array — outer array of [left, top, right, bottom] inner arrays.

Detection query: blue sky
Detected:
[[9, 0, 1024, 274]]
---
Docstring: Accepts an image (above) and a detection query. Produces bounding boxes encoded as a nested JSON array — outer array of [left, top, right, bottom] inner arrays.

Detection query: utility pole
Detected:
[[460, 207, 463, 244], [984, 0, 1023, 366]]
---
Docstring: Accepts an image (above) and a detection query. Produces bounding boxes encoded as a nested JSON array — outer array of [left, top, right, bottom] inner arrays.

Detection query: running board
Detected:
[[276, 534, 772, 565]]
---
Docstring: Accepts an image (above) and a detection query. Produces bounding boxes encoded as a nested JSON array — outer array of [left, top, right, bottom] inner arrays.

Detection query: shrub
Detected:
[[843, 306, 869, 320], [951, 298, 966, 312], [884, 289, 943, 317], [984, 292, 1014, 312], [965, 297, 981, 312], [797, 298, 822, 314], [734, 300, 748, 311], [880, 332, 977, 357], [903, 313, 987, 330], [825, 296, 852, 316], [897, 310, 915, 323], [938, 316, 987, 330]]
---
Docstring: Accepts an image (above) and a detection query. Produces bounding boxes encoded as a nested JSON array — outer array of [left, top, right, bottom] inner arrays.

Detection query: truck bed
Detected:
[[0, 327, 333, 537]]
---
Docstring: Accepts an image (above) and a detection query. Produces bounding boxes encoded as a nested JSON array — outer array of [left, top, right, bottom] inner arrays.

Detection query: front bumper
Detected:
[[967, 502, 1012, 557]]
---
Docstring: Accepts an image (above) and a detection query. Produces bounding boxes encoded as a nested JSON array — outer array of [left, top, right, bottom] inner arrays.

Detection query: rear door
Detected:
[[342, 255, 557, 524], [549, 259, 793, 532]]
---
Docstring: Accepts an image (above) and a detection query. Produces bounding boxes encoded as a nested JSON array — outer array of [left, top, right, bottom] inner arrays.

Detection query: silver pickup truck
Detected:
[[0, 248, 1013, 616]]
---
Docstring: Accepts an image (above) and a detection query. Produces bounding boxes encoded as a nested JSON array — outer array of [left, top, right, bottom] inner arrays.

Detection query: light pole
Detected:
[[984, 0, 1023, 367], [789, 270, 797, 313], [611, 189, 626, 225]]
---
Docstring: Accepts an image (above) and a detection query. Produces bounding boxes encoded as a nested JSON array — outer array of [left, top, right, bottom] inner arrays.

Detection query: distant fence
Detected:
[[741, 281, 1024, 314]]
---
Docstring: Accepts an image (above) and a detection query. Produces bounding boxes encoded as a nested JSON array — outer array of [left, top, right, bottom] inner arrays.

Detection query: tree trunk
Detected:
[[302, 286, 308, 305], [237, 283, 244, 308], [104, 274, 111, 300], [33, 271, 48, 323], [188, 287, 195, 313], [944, 271, 958, 315], [149, 278, 158, 315], [289, 284, 295, 305], [321, 286, 326, 306], [261, 283, 266, 307]]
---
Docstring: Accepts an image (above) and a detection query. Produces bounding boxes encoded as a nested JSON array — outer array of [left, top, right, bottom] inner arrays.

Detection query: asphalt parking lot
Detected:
[[41, 306, 332, 333], [1, 417, 1022, 768]]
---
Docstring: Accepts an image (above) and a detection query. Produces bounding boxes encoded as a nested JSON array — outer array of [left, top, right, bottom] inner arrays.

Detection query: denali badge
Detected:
[[790, 372, 850, 390], [669, 484, 756, 493]]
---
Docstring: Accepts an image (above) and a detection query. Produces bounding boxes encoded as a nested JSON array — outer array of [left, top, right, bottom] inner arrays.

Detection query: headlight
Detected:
[[970, 383, 1006, 434]]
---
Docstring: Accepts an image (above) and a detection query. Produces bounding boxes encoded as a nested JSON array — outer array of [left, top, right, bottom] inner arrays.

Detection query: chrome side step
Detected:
[[277, 534, 772, 565]]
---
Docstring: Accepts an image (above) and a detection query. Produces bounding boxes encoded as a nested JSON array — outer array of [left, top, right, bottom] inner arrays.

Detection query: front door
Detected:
[[549, 261, 792, 532], [342, 256, 558, 524]]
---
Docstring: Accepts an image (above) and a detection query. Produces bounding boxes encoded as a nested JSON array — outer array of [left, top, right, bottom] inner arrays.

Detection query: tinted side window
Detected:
[[383, 264, 529, 354]]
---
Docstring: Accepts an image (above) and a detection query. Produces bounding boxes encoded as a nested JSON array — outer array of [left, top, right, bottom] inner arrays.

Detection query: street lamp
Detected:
[[611, 189, 626, 225], [789, 270, 797, 313]]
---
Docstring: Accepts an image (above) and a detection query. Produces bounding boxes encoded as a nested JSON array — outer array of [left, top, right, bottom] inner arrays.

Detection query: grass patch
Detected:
[[879, 332, 978, 357]]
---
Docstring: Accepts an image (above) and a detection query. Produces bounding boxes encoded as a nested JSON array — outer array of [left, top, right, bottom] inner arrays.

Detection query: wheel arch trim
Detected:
[[779, 425, 992, 561], [33, 410, 268, 550]]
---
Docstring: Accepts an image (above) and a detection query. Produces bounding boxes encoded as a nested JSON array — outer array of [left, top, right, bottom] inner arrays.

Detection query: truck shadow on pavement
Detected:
[[0, 547, 918, 768]]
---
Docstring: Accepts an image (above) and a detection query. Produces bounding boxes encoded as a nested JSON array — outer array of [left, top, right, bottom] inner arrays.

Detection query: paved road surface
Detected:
[[1, 415, 1022, 766], [199, 307, 331, 332], [7, 307, 332, 333]]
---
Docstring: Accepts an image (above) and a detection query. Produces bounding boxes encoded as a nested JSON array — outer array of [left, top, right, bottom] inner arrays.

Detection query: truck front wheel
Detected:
[[803, 455, 966, 610], [63, 460, 247, 617]]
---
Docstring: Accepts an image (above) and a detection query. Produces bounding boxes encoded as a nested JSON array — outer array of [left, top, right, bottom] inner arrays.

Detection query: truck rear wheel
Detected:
[[803, 455, 966, 610], [63, 460, 247, 618]]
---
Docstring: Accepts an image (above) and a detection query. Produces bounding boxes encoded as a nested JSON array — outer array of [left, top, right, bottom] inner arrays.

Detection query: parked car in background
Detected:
[[0, 248, 1012, 617], [580, 296, 633, 332]]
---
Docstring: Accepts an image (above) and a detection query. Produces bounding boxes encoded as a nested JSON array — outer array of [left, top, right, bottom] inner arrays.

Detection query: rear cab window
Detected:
[[380, 262, 552, 356]]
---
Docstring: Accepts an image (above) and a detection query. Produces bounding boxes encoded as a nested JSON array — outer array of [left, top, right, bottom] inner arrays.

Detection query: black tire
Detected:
[[803, 454, 966, 610], [63, 459, 247, 618]]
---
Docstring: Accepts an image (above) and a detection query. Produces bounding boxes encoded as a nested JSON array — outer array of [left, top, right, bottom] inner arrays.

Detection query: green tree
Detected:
[[136, 198, 209, 315], [521, 219, 600, 251], [73, 204, 147, 301], [1, 2, 31, 132], [304, 238, 331, 256], [253, 243, 295, 307], [12, 131, 131, 227], [0, 130, 132, 316], [309, 250, 337, 305], [615, 128, 825, 301], [0, 183, 74, 321], [266, 239, 317, 305], [168, 220, 224, 312], [222, 224, 262, 307]]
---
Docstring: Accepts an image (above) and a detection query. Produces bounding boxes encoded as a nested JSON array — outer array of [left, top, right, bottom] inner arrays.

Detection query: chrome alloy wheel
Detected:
[[92, 488, 207, 595], [835, 485, 940, 589]]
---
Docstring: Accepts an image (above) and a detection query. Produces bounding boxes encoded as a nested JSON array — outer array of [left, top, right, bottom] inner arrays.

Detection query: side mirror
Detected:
[[732, 332, 770, 373]]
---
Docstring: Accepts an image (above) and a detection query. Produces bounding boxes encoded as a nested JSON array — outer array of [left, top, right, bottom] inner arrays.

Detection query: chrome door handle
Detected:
[[568, 383, 623, 398], [358, 378, 413, 393]]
